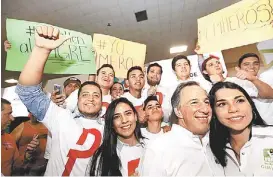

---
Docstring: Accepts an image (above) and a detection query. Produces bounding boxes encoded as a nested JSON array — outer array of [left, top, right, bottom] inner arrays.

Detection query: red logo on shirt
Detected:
[[128, 158, 140, 176], [62, 128, 102, 176]]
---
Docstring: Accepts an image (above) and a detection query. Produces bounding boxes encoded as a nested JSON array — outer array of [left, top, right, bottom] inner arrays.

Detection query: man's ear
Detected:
[[174, 107, 183, 119], [202, 70, 208, 74], [125, 79, 129, 87]]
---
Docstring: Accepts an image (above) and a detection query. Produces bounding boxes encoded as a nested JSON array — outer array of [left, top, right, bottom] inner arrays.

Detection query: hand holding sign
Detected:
[[35, 26, 70, 52], [4, 40, 11, 52]]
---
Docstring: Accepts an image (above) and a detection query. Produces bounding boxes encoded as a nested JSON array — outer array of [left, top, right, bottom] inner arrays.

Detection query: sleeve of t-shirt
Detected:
[[44, 132, 52, 159], [259, 71, 273, 88], [139, 146, 166, 176], [65, 89, 79, 112]]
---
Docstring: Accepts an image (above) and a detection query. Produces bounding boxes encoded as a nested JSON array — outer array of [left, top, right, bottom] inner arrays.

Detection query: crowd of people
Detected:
[[1, 24, 273, 176]]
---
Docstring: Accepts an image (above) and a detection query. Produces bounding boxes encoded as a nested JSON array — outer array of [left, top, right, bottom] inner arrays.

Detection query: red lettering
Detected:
[[62, 128, 102, 176], [156, 92, 163, 105]]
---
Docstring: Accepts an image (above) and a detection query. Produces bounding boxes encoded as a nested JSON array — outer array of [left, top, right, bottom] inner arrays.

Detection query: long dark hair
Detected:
[[209, 82, 265, 167], [89, 97, 145, 176]]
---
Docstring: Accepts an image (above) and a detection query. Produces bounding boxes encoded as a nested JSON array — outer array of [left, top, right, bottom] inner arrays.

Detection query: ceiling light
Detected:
[[5, 79, 18, 84], [170, 45, 188, 54]]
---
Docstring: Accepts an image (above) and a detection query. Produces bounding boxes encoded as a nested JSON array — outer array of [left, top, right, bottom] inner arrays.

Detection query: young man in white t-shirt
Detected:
[[15, 26, 104, 176], [122, 66, 146, 124], [141, 96, 165, 144], [142, 63, 172, 122], [236, 53, 273, 125]]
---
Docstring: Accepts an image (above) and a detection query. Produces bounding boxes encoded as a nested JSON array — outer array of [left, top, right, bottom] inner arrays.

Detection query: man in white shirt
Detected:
[[140, 81, 222, 176], [236, 53, 273, 124], [15, 26, 104, 176], [142, 63, 171, 122], [122, 66, 146, 123]]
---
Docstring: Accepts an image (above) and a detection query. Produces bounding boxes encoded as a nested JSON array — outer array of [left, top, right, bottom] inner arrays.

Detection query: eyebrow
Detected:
[[114, 109, 132, 116], [216, 95, 244, 102]]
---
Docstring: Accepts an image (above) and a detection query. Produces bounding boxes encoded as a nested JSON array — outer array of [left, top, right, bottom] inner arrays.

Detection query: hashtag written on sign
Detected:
[[97, 40, 106, 50], [25, 26, 36, 37]]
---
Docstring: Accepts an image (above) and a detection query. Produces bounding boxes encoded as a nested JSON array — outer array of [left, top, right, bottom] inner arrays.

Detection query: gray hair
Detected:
[[170, 81, 200, 125]]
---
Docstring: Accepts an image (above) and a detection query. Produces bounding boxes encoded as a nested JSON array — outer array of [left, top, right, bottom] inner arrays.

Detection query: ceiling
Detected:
[[1, 0, 242, 88]]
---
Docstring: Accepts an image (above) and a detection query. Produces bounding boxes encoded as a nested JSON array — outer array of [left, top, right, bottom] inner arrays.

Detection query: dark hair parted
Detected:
[[97, 64, 115, 77], [1, 98, 11, 111], [77, 81, 102, 99], [170, 81, 200, 125], [209, 82, 265, 167], [89, 97, 145, 176], [171, 55, 190, 71], [127, 66, 144, 80], [147, 63, 163, 74], [238, 53, 260, 67]]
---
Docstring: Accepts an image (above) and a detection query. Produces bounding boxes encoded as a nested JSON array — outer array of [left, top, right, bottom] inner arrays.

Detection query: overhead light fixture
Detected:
[[5, 79, 18, 84], [170, 45, 188, 54]]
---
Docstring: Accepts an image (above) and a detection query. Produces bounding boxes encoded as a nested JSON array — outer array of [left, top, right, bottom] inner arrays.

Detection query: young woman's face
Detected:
[[113, 102, 137, 141], [214, 88, 253, 132], [204, 58, 223, 76]]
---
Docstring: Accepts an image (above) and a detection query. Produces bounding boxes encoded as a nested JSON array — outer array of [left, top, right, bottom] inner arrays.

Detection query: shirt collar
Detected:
[[73, 108, 104, 125], [116, 138, 144, 152]]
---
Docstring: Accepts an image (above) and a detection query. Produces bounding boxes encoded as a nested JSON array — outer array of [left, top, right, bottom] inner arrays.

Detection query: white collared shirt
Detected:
[[141, 128, 164, 145], [139, 124, 220, 176], [223, 126, 273, 176]]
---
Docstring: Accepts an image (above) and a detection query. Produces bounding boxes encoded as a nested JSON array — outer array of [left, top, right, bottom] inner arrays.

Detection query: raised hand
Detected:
[[235, 67, 256, 81], [4, 40, 11, 52], [147, 86, 157, 96], [50, 90, 66, 106], [35, 26, 70, 52]]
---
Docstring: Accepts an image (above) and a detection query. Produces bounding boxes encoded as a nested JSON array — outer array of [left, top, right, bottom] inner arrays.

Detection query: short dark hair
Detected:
[[97, 64, 115, 76], [78, 81, 102, 100], [238, 53, 260, 67], [171, 55, 190, 71], [1, 98, 11, 111], [147, 63, 163, 74], [143, 96, 159, 110], [110, 82, 124, 94], [127, 66, 143, 80]]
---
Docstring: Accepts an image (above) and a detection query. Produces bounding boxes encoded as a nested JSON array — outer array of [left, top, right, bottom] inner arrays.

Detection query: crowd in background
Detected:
[[1, 23, 273, 176]]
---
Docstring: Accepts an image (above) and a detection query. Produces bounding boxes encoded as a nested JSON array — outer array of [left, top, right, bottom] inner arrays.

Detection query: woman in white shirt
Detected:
[[89, 97, 145, 176], [208, 82, 273, 176]]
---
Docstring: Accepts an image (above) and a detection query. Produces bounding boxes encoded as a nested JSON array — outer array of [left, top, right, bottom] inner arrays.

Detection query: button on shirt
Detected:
[[139, 124, 220, 176]]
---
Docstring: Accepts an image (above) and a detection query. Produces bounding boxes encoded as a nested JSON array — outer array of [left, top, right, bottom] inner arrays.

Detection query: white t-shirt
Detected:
[[221, 126, 273, 176], [253, 69, 273, 125], [42, 102, 104, 176], [44, 89, 110, 161], [225, 77, 258, 97], [142, 84, 172, 122], [117, 139, 145, 176], [139, 124, 221, 176], [122, 92, 145, 108], [141, 128, 163, 145]]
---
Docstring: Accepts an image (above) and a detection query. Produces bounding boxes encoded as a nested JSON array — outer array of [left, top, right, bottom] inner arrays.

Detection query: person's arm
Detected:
[[16, 26, 70, 121], [235, 67, 273, 99], [10, 123, 24, 143]]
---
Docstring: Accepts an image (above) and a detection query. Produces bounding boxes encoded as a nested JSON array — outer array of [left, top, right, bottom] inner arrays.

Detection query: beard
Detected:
[[147, 79, 160, 86]]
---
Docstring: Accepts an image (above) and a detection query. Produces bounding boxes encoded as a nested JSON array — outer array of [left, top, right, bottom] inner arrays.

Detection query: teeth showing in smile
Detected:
[[230, 116, 243, 121], [121, 125, 131, 129]]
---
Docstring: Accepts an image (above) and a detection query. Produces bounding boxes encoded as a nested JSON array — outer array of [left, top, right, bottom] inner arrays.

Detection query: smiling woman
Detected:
[[209, 82, 273, 176], [89, 97, 145, 176]]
